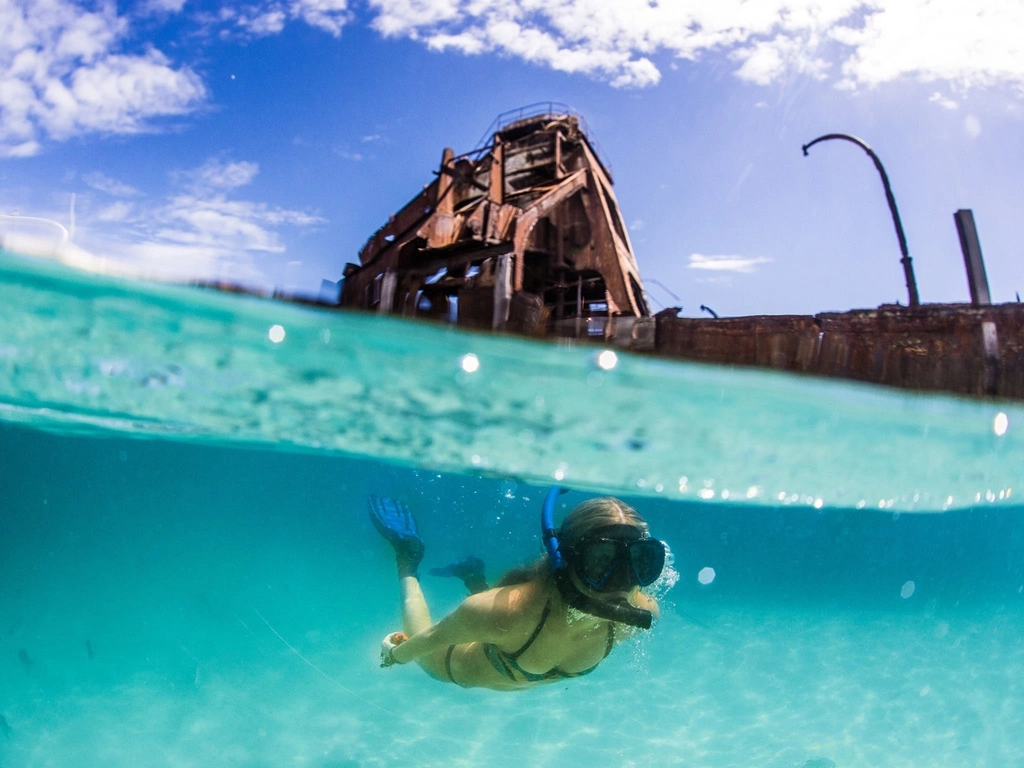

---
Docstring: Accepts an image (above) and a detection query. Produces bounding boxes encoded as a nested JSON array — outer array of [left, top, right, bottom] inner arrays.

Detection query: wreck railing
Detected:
[[468, 102, 612, 174]]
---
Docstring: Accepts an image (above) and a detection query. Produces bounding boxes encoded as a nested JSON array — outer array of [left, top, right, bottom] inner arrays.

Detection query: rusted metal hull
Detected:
[[339, 105, 650, 341], [655, 303, 1024, 399]]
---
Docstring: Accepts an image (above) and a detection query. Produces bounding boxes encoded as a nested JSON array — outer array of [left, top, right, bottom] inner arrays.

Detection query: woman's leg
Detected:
[[396, 574, 453, 681], [429, 556, 488, 595], [399, 575, 432, 635], [368, 497, 467, 683], [396, 573, 504, 688], [369, 495, 429, 630]]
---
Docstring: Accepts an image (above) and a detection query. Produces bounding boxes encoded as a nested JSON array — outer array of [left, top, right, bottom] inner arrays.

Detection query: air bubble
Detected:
[[596, 350, 618, 370], [994, 412, 1009, 436]]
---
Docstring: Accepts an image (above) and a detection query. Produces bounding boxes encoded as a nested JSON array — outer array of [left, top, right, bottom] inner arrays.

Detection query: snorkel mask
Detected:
[[564, 524, 666, 593], [541, 488, 665, 630]]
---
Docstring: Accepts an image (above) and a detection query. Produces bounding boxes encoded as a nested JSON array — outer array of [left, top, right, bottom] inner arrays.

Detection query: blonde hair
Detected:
[[495, 496, 647, 587], [557, 497, 648, 548]]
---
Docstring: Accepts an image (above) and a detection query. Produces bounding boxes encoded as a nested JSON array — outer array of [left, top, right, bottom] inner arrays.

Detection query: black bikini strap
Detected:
[[508, 601, 551, 660], [486, 643, 518, 681], [445, 644, 459, 686]]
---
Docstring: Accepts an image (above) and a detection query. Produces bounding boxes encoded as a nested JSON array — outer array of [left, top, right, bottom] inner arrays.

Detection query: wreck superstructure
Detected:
[[340, 105, 652, 345]]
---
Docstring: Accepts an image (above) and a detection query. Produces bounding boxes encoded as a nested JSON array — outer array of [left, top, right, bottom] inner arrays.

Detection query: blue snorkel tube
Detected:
[[541, 487, 568, 571], [540, 487, 655, 630]]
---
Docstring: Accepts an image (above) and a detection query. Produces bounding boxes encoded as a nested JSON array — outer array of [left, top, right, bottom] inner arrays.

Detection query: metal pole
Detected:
[[953, 209, 991, 306], [802, 133, 920, 307], [575, 277, 582, 337]]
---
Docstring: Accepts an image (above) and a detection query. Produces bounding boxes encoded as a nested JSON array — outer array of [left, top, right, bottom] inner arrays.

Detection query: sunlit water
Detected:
[[2, 249, 1023, 767]]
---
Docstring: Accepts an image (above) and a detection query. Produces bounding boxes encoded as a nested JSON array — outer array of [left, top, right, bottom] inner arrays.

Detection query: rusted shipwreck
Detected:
[[192, 105, 1024, 401], [333, 105, 1023, 400], [340, 105, 653, 347]]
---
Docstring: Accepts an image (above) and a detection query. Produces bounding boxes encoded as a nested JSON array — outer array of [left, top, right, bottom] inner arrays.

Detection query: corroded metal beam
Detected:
[[802, 133, 920, 308]]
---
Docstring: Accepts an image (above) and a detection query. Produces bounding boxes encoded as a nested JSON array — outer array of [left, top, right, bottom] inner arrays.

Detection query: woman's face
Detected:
[[569, 569, 630, 606], [566, 560, 637, 600]]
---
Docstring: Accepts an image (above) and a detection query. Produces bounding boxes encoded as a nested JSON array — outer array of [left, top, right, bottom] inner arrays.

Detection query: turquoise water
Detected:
[[2, 249, 1024, 767]]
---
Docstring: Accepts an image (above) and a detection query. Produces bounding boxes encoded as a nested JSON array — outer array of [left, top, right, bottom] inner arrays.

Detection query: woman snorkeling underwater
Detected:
[[371, 489, 667, 691]]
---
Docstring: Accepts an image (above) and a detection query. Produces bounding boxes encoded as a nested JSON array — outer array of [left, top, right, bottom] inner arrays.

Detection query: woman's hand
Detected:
[[380, 632, 409, 667], [378, 587, 520, 669]]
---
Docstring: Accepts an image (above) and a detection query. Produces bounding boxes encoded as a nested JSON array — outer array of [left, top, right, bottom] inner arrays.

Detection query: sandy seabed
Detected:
[[2, 600, 1022, 768]]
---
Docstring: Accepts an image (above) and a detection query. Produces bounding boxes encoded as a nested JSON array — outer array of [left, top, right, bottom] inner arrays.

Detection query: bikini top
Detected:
[[483, 601, 615, 683]]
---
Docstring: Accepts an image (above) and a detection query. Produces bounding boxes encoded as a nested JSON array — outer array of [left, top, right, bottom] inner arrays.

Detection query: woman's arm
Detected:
[[389, 588, 520, 665]]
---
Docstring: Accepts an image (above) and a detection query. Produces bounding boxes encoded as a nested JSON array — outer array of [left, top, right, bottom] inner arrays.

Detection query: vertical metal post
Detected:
[[378, 270, 397, 314], [954, 209, 991, 306], [489, 139, 504, 203], [575, 277, 583, 337], [492, 252, 512, 329], [981, 320, 1000, 395], [954, 209, 1000, 393]]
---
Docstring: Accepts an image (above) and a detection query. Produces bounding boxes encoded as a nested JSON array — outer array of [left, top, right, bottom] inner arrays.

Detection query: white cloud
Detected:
[[140, 0, 189, 14], [366, 0, 1024, 93], [95, 200, 133, 221], [688, 253, 772, 274], [238, 9, 287, 35], [292, 0, 351, 35], [731, 33, 831, 86], [833, 1, 1024, 90], [11, 157, 326, 284], [184, 159, 261, 191], [3, 0, 1018, 162], [0, 0, 205, 157], [217, 0, 350, 38], [153, 193, 321, 253], [82, 172, 139, 197], [964, 114, 982, 138], [106, 192, 324, 282], [928, 92, 959, 110], [1, 157, 322, 283]]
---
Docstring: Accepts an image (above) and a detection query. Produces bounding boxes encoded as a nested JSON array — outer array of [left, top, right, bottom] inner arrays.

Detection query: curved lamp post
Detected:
[[802, 133, 920, 308], [0, 213, 69, 244]]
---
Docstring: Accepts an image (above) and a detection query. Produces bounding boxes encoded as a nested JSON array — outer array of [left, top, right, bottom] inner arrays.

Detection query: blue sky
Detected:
[[1, 0, 1022, 317]]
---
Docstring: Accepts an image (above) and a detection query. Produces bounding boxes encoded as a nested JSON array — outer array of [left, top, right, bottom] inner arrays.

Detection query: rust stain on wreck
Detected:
[[655, 303, 1024, 400], [339, 106, 653, 346]]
